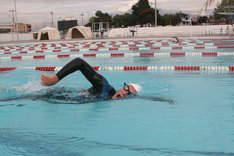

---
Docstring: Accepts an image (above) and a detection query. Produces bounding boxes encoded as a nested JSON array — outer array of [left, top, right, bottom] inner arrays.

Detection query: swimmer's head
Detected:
[[128, 83, 142, 93], [112, 83, 142, 99]]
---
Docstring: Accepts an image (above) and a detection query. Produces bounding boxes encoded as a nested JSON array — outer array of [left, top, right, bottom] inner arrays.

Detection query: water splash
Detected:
[[12, 76, 45, 94], [0, 76, 101, 105], [0, 76, 45, 101]]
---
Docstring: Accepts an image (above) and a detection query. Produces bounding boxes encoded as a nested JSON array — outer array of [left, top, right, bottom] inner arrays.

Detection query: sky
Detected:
[[0, 0, 221, 30]]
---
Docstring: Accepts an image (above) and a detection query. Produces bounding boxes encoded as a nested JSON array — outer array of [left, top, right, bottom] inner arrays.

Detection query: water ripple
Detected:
[[0, 129, 233, 156], [0, 129, 84, 156], [85, 141, 234, 156]]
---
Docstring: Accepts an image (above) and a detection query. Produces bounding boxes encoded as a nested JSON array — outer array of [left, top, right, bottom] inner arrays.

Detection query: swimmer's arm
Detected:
[[41, 57, 103, 87], [56, 57, 103, 87], [138, 96, 176, 104]]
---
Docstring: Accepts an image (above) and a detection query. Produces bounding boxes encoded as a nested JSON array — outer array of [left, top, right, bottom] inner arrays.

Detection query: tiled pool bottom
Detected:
[[0, 69, 234, 156]]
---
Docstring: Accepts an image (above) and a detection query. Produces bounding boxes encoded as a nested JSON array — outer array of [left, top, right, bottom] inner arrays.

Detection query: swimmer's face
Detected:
[[112, 83, 137, 99]]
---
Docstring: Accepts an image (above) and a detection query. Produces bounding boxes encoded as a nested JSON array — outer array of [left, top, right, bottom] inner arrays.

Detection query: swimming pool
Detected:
[[0, 38, 234, 156]]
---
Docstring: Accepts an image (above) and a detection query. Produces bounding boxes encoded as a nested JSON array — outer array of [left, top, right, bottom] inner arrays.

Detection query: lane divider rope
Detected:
[[1, 52, 234, 61], [1, 45, 234, 54], [1, 40, 233, 50], [1, 66, 233, 72], [1, 38, 233, 51]]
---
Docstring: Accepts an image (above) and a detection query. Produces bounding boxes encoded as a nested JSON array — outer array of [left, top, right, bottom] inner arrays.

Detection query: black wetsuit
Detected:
[[56, 57, 116, 99]]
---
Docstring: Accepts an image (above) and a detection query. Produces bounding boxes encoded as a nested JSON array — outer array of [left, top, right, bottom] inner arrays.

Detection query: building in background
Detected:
[[0, 23, 31, 33], [14, 23, 31, 33]]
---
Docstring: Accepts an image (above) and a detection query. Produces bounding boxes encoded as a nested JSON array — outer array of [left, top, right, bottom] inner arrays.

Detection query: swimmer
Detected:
[[40, 57, 142, 100], [171, 36, 181, 43], [0, 57, 175, 104]]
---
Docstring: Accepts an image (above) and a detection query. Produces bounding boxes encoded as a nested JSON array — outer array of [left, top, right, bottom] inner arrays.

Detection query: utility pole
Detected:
[[9, 10, 15, 41], [13, 0, 19, 40], [50, 12, 54, 27], [155, 0, 157, 27], [81, 13, 84, 25]]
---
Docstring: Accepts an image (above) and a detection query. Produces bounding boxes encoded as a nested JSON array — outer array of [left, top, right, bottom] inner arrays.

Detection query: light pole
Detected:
[[155, 0, 157, 27], [50, 12, 54, 27], [13, 0, 19, 40], [9, 10, 15, 41], [81, 13, 84, 25]]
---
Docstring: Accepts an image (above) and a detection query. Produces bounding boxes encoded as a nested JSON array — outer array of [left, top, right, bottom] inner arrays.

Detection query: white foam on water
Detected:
[[12, 76, 45, 94], [0, 76, 45, 99]]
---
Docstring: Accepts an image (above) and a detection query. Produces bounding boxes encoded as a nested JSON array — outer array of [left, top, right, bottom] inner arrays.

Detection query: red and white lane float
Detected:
[[0, 66, 234, 72], [1, 52, 234, 61], [1, 39, 234, 54], [1, 45, 234, 54]]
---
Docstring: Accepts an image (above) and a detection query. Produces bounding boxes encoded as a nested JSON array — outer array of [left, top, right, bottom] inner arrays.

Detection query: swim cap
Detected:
[[129, 83, 143, 93]]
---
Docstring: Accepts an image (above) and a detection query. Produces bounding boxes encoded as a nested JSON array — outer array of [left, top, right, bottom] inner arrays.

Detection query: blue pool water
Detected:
[[0, 40, 234, 156]]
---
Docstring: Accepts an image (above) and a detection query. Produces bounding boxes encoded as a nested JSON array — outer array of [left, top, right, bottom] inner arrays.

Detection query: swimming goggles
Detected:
[[123, 83, 132, 95]]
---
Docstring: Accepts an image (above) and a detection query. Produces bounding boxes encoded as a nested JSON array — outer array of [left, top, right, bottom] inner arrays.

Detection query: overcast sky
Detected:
[[0, 0, 220, 29]]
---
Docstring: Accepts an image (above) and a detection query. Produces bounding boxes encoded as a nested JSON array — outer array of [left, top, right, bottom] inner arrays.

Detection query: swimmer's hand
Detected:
[[40, 74, 59, 86]]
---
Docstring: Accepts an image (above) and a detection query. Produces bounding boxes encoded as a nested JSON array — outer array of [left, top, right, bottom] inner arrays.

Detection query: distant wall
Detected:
[[1, 25, 233, 42], [0, 33, 33, 42], [108, 25, 234, 38]]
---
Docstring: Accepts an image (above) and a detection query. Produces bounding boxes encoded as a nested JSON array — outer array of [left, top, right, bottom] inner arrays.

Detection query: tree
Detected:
[[161, 14, 180, 26], [158, 12, 184, 26], [112, 13, 137, 27], [213, 0, 234, 24], [197, 16, 208, 24], [93, 10, 112, 23], [0, 29, 11, 33], [88, 1, 189, 28], [131, 0, 155, 25]]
